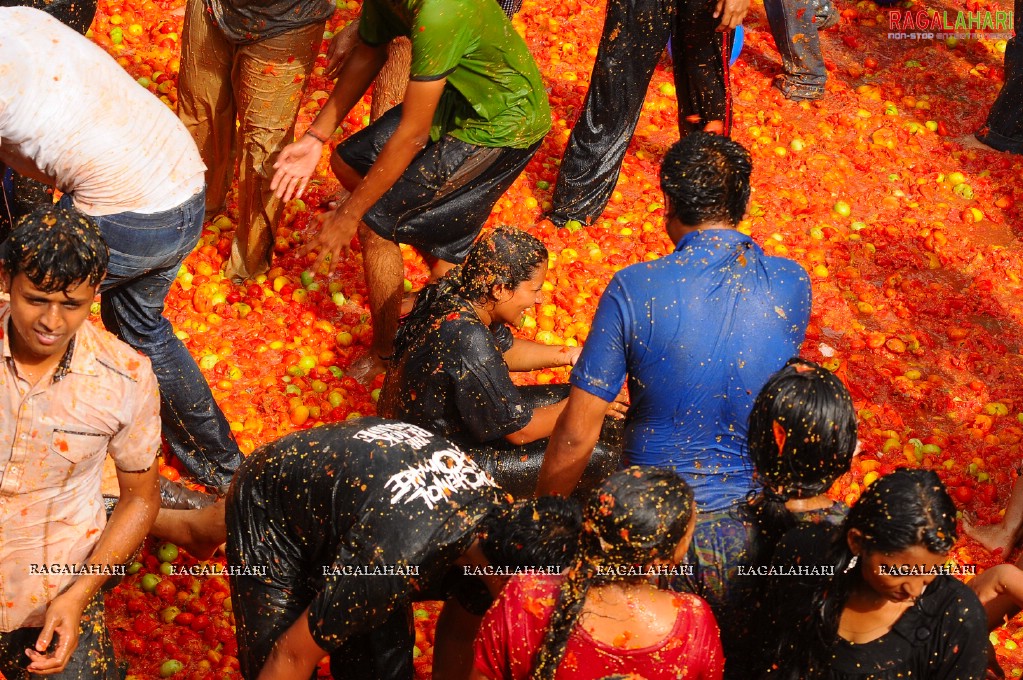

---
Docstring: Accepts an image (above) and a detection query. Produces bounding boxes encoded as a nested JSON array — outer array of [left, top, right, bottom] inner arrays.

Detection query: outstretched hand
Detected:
[[297, 208, 359, 274], [271, 135, 324, 202]]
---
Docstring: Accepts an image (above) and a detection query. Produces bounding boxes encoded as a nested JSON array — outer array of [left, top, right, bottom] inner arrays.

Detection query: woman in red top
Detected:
[[472, 467, 723, 680]]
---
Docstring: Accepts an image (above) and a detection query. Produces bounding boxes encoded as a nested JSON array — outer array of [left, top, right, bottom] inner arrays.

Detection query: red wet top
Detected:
[[474, 573, 724, 680]]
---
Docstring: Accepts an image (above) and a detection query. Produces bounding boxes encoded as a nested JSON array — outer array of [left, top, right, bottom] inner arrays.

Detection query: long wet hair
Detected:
[[746, 358, 858, 553], [392, 226, 547, 358], [479, 496, 582, 570], [770, 468, 958, 679], [1, 206, 108, 291], [660, 131, 752, 227], [530, 467, 696, 679]]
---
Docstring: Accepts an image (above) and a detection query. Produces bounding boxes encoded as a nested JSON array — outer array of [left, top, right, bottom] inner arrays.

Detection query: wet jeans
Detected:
[[60, 190, 242, 490], [764, 0, 830, 100], [977, 0, 1023, 154], [177, 0, 324, 280], [548, 0, 734, 227]]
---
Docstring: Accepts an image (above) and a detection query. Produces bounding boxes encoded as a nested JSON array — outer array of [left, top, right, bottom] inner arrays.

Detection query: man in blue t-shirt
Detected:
[[536, 133, 810, 672]]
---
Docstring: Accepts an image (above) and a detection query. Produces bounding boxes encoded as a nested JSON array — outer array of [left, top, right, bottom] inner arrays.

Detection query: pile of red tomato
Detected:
[[78, 0, 1023, 675]]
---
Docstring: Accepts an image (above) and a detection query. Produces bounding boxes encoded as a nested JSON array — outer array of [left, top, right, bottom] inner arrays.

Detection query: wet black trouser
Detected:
[[466, 384, 623, 500], [548, 0, 733, 227], [977, 0, 1023, 154]]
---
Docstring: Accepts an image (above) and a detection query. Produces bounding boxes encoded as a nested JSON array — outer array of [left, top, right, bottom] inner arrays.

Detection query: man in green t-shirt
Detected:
[[271, 0, 550, 382]]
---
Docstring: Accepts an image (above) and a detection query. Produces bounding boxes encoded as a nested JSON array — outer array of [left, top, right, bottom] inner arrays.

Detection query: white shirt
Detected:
[[0, 8, 205, 216]]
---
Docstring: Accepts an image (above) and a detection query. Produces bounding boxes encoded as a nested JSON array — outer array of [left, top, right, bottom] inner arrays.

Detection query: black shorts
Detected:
[[336, 105, 542, 263]]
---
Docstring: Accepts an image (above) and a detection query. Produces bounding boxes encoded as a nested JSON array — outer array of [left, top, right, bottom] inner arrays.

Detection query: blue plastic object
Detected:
[[667, 25, 743, 67], [731, 24, 744, 66]]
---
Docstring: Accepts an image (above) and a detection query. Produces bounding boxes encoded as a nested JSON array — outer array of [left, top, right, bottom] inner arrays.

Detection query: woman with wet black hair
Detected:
[[473, 467, 723, 680], [714, 358, 859, 675], [745, 357, 859, 552], [380, 226, 623, 498], [760, 468, 988, 679]]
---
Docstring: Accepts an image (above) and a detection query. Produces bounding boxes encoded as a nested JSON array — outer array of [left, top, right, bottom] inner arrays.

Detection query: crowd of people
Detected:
[[2, 0, 1023, 677]]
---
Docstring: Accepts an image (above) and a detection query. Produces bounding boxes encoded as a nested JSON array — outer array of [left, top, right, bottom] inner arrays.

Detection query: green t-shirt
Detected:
[[358, 0, 551, 148]]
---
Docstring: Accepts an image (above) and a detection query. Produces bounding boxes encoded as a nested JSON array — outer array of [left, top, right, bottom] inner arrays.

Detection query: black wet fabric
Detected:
[[466, 384, 624, 501], [0, 0, 97, 33], [225, 418, 503, 679], [336, 106, 542, 263], [759, 524, 989, 679], [380, 291, 531, 446], [976, 0, 1023, 154], [547, 0, 733, 227], [0, 595, 123, 680]]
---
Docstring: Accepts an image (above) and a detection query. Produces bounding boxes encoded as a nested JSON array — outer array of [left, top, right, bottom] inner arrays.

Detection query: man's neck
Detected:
[[667, 220, 735, 245]]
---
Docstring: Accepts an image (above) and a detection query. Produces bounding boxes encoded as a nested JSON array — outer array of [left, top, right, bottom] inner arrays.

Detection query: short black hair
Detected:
[[478, 496, 582, 569], [660, 131, 752, 227], [1, 206, 108, 291]]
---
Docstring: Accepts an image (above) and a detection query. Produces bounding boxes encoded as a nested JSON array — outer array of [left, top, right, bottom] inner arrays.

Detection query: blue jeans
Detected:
[[764, 0, 831, 100], [61, 190, 241, 490]]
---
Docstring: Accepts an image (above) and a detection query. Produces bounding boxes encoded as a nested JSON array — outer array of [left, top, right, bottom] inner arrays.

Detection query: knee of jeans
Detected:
[[101, 304, 174, 347]]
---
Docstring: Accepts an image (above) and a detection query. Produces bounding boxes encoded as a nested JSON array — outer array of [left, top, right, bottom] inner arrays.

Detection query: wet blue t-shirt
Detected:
[[571, 229, 811, 512]]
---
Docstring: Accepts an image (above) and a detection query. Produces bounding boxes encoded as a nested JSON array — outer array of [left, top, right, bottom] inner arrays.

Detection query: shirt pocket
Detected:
[[50, 428, 109, 465]]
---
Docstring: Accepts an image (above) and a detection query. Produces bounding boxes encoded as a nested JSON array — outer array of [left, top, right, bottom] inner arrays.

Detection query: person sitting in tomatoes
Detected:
[[473, 467, 723, 680], [378, 226, 626, 499]]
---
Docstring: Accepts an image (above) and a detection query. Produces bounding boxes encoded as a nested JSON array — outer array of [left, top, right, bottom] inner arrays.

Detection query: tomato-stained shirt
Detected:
[[571, 228, 811, 512], [0, 309, 160, 631], [358, 0, 551, 148]]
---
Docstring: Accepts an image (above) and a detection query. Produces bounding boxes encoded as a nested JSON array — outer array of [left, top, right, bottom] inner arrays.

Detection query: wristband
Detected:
[[305, 128, 329, 144]]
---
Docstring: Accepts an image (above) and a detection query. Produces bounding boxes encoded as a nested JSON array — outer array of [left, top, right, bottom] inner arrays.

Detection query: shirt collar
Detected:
[[674, 227, 752, 252], [0, 307, 99, 382]]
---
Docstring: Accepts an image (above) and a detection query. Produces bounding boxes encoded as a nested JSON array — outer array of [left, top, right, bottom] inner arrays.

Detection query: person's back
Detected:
[[563, 132, 811, 511], [357, 0, 550, 149], [0, 8, 204, 215], [597, 229, 810, 509]]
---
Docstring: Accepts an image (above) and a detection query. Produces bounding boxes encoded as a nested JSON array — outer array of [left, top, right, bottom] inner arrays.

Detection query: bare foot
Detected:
[[958, 134, 997, 152], [963, 515, 1013, 555], [348, 352, 388, 386]]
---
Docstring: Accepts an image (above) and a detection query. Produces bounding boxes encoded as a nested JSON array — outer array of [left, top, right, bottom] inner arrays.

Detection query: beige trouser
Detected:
[[177, 0, 323, 280]]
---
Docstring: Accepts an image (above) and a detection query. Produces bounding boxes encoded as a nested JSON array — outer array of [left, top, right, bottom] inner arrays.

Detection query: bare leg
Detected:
[[348, 222, 404, 383], [432, 599, 483, 680], [370, 38, 411, 120], [150, 500, 227, 561], [965, 476, 1023, 554]]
